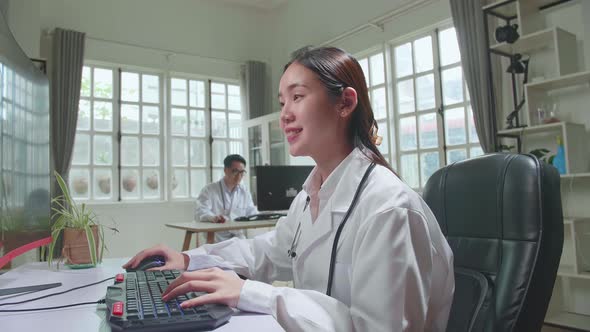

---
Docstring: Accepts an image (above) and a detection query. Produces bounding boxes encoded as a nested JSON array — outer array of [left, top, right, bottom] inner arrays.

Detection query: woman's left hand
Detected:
[[161, 267, 245, 308]]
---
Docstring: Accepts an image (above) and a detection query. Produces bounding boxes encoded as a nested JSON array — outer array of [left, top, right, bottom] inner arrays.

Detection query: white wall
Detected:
[[268, 0, 451, 110], [38, 0, 273, 79], [5, 0, 41, 58]]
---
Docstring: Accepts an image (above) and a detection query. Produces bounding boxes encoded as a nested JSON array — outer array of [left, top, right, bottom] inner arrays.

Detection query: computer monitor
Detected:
[[255, 165, 314, 211], [0, 9, 51, 270]]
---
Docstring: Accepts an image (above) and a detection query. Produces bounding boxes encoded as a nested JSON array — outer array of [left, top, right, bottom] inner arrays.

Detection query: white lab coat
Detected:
[[195, 180, 259, 242], [185, 148, 454, 331]]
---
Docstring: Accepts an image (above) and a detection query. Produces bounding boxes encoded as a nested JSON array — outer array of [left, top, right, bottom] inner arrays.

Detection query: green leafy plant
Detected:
[[48, 171, 116, 267], [498, 144, 515, 152], [529, 148, 555, 164]]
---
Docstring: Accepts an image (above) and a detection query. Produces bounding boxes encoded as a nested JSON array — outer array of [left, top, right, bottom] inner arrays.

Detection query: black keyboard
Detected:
[[105, 270, 233, 331], [234, 212, 287, 221]]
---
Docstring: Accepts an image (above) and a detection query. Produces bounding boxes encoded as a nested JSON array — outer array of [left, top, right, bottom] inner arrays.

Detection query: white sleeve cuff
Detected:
[[200, 215, 215, 222], [237, 279, 274, 315], [182, 247, 228, 271]]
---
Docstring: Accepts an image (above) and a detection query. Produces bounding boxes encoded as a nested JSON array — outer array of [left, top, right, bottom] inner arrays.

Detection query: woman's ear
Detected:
[[338, 87, 358, 118]]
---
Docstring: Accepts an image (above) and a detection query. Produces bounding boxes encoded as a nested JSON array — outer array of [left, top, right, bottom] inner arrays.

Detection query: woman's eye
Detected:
[[293, 94, 302, 101]]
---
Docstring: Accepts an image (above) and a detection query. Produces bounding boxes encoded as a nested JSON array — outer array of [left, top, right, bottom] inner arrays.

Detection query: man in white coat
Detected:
[[195, 154, 258, 242]]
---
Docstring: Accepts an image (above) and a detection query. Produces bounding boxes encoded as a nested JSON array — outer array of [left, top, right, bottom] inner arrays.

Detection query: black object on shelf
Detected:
[[506, 53, 527, 74], [495, 23, 520, 44], [483, 0, 574, 152], [505, 53, 530, 129]]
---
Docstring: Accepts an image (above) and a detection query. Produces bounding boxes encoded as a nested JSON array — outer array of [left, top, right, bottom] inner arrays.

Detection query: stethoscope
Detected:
[[219, 181, 235, 216], [287, 196, 310, 259], [286, 162, 376, 296]]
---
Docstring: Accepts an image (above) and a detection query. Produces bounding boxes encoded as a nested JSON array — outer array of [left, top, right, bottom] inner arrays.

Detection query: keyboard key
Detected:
[[107, 270, 234, 331], [112, 302, 124, 316], [126, 314, 139, 321]]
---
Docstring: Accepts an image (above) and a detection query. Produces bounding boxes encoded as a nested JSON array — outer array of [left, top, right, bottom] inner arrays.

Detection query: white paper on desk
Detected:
[[0, 258, 127, 308]]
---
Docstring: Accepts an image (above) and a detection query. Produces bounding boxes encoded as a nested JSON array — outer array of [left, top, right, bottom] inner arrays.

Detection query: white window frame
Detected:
[[167, 75, 244, 201], [119, 68, 165, 201], [356, 47, 395, 164], [168, 74, 210, 200], [210, 80, 244, 181], [71, 64, 120, 201], [353, 23, 483, 190], [72, 64, 244, 203]]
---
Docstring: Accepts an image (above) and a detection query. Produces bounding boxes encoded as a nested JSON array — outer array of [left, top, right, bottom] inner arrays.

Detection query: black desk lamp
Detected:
[[505, 54, 530, 129]]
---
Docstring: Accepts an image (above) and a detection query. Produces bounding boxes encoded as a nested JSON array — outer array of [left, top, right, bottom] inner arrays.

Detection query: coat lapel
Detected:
[[295, 150, 370, 260]]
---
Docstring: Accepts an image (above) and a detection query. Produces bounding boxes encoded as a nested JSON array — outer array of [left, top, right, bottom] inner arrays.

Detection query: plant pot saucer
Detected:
[[64, 262, 97, 269]]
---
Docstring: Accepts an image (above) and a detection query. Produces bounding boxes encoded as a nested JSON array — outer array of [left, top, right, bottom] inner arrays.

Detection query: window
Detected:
[[358, 51, 391, 160], [210, 82, 244, 180], [169, 77, 206, 199], [71, 66, 117, 200], [119, 70, 163, 200], [168, 78, 243, 199], [1, 64, 51, 200], [71, 65, 242, 202], [356, 27, 482, 189], [390, 27, 482, 189]]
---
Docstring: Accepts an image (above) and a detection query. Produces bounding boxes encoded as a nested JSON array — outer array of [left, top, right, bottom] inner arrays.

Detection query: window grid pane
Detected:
[[210, 81, 243, 198], [74, 69, 242, 201], [120, 71, 162, 200], [359, 50, 389, 162], [170, 78, 241, 199], [391, 28, 480, 189], [71, 65, 115, 200]]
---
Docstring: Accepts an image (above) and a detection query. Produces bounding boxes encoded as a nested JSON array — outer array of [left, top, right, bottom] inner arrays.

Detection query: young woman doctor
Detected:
[[124, 46, 454, 331]]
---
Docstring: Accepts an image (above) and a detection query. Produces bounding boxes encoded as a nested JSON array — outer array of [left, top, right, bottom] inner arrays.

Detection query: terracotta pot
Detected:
[[72, 177, 88, 194], [122, 174, 137, 192], [146, 173, 158, 190], [61, 225, 101, 265], [98, 176, 111, 194]]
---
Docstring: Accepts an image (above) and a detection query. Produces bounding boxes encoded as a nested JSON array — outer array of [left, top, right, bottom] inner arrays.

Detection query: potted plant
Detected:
[[48, 171, 115, 267], [529, 148, 555, 164]]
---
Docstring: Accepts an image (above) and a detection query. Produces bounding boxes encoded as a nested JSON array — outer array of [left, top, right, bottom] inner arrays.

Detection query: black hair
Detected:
[[223, 154, 246, 168], [284, 46, 394, 173]]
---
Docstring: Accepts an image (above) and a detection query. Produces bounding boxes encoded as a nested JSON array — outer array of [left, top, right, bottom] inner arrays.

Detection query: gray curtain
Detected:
[[50, 28, 85, 196], [450, 0, 499, 153], [240, 61, 269, 120]]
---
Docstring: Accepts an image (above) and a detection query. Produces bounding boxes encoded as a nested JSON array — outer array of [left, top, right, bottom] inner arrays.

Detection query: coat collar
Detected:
[[219, 179, 242, 194], [295, 148, 372, 259]]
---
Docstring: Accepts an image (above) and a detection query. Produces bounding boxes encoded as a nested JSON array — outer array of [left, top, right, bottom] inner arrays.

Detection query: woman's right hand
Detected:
[[123, 244, 189, 271]]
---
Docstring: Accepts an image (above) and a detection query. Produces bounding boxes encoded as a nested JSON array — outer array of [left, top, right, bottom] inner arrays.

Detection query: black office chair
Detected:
[[423, 153, 564, 332]]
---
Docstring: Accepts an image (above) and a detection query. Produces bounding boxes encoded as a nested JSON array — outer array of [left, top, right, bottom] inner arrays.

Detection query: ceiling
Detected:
[[214, 0, 288, 10]]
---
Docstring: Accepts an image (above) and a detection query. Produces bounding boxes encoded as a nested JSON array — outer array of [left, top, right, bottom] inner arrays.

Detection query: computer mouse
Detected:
[[125, 255, 166, 272]]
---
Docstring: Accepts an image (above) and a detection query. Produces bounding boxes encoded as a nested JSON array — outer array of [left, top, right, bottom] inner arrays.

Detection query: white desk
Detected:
[[0, 258, 284, 332], [167, 219, 280, 251]]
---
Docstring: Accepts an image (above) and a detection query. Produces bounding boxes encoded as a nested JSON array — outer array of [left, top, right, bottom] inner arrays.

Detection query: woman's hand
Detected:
[[122, 244, 189, 271], [161, 267, 245, 308]]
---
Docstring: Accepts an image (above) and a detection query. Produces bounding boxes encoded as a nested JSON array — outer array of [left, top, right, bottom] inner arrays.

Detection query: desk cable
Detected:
[[0, 276, 114, 312]]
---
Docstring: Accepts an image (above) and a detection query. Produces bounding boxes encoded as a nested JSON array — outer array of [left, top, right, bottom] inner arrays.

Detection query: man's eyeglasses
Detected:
[[230, 169, 247, 176]]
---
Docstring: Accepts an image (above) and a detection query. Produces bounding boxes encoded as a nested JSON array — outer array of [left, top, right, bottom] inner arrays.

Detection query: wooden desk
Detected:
[[166, 219, 280, 251]]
